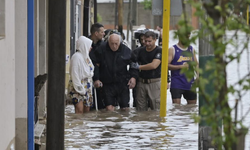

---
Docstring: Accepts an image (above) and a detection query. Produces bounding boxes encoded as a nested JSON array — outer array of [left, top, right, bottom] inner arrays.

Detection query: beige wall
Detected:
[[65, 0, 71, 89], [38, 0, 47, 119], [0, 0, 16, 149], [15, 0, 28, 149], [15, 0, 27, 119]]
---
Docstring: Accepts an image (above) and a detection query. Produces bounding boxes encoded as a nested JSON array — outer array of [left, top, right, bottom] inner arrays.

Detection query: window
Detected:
[[0, 0, 5, 39]]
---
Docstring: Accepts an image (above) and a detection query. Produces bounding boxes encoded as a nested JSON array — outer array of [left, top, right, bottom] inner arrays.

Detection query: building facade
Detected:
[[97, 1, 198, 30], [0, 0, 89, 149]]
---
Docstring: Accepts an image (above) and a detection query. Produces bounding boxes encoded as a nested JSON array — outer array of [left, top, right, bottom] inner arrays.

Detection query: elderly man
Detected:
[[93, 34, 137, 111]]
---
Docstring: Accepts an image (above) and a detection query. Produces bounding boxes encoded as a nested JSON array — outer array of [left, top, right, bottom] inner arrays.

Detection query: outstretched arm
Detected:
[[131, 48, 162, 70], [139, 59, 161, 70]]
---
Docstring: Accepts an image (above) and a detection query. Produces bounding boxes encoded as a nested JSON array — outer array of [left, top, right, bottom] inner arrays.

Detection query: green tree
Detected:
[[97, 13, 102, 23], [142, 0, 152, 10], [177, 0, 250, 149]]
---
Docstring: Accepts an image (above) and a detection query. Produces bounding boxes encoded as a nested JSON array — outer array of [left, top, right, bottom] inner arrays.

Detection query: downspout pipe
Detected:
[[27, 0, 34, 149]]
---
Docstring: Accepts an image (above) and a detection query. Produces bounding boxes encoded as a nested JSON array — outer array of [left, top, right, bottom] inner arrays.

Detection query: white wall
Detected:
[[0, 0, 16, 149], [15, 0, 28, 149], [15, 0, 27, 119]]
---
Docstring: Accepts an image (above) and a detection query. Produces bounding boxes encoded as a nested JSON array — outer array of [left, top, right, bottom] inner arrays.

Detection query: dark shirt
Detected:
[[93, 42, 137, 84], [89, 40, 103, 64], [131, 46, 142, 63], [137, 46, 162, 79]]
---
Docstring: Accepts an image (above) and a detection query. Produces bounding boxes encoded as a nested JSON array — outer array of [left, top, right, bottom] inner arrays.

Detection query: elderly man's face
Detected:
[[108, 34, 120, 51]]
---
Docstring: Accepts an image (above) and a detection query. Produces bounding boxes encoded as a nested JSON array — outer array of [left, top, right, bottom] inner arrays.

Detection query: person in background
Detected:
[[89, 23, 105, 63], [130, 31, 162, 111], [168, 31, 198, 104], [67, 36, 94, 113], [156, 25, 162, 46], [93, 34, 137, 111], [89, 23, 106, 110]]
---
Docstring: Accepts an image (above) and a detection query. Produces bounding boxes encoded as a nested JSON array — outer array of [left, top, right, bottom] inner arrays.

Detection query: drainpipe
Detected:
[[27, 0, 34, 149]]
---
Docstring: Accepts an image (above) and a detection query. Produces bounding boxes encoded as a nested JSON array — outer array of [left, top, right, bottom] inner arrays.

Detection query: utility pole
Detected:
[[47, 0, 66, 149], [83, 0, 90, 36], [118, 0, 123, 35], [94, 0, 97, 23], [160, 0, 170, 117], [199, 21, 216, 150], [199, 0, 219, 149], [126, 0, 131, 41], [131, 0, 137, 50], [131, 0, 137, 25], [115, 0, 118, 29]]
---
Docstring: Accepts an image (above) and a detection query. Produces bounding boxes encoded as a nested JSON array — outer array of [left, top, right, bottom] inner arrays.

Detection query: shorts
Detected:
[[67, 79, 93, 107], [103, 82, 129, 108], [170, 88, 197, 100]]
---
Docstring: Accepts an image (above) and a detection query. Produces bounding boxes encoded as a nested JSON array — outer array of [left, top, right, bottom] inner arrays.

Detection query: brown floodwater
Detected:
[[64, 99, 198, 150]]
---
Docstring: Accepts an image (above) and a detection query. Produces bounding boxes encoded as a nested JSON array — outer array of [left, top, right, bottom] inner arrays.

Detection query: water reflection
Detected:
[[65, 103, 198, 149]]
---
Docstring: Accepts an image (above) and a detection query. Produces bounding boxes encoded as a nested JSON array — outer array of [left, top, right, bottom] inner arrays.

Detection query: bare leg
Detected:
[[187, 99, 197, 104], [120, 107, 129, 111], [75, 101, 83, 114], [172, 98, 181, 104], [83, 106, 90, 112], [106, 105, 115, 111]]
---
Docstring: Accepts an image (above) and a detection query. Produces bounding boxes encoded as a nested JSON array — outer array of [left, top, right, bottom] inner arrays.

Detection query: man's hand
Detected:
[[130, 62, 140, 70], [182, 62, 189, 69], [127, 77, 136, 89], [94, 80, 103, 88]]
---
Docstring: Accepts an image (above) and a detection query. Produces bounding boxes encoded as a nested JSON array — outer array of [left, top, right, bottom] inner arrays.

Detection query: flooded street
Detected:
[[64, 98, 198, 150], [64, 31, 199, 150], [63, 31, 250, 149]]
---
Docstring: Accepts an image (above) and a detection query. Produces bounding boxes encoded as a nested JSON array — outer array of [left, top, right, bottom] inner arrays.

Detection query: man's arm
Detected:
[[138, 47, 162, 70], [70, 62, 86, 95], [139, 59, 161, 70], [168, 47, 188, 70], [93, 44, 104, 88], [93, 63, 103, 88]]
